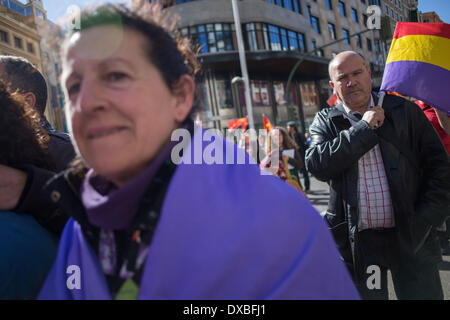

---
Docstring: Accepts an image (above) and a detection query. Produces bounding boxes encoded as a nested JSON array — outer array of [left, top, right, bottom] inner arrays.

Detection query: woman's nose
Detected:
[[77, 79, 106, 114]]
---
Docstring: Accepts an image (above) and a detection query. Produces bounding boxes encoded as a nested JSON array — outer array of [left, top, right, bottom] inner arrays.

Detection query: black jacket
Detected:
[[305, 93, 450, 278], [14, 121, 75, 234]]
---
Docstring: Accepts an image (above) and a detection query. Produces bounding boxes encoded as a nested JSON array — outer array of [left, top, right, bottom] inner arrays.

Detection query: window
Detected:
[[297, 33, 306, 52], [292, 0, 301, 14], [385, 6, 389, 15], [182, 23, 234, 54], [215, 77, 233, 109], [242, 81, 271, 107], [311, 39, 317, 52], [27, 42, 34, 54], [268, 25, 281, 51], [324, 0, 332, 10], [311, 16, 321, 34], [391, 9, 394, 18], [328, 23, 336, 40], [244, 23, 305, 53], [246, 23, 258, 51], [288, 30, 298, 50], [396, 13, 399, 21], [339, 1, 346, 17], [14, 37, 22, 49], [342, 29, 350, 44], [268, 0, 302, 14], [352, 8, 359, 23], [367, 38, 372, 51], [0, 30, 8, 43], [284, 0, 293, 11], [35, 8, 45, 19], [280, 28, 289, 51], [355, 34, 362, 48], [375, 39, 381, 52]]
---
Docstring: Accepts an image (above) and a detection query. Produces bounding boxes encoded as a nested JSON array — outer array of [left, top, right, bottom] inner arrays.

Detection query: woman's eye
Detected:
[[68, 83, 80, 97], [106, 72, 128, 82]]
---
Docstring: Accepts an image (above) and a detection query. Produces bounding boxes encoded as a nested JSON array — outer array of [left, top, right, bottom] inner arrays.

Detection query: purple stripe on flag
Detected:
[[380, 60, 450, 115]]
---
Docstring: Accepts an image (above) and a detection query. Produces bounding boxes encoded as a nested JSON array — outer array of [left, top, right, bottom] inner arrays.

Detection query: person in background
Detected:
[[38, 3, 359, 300], [260, 127, 303, 183], [0, 56, 75, 234], [306, 51, 449, 300], [416, 100, 450, 255], [287, 121, 310, 192], [0, 80, 58, 299]]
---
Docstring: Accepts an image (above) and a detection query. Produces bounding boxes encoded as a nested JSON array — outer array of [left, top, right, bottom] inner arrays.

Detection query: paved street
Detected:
[[302, 174, 450, 300]]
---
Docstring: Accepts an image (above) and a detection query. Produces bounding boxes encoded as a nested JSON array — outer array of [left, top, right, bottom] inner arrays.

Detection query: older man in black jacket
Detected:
[[305, 51, 450, 300]]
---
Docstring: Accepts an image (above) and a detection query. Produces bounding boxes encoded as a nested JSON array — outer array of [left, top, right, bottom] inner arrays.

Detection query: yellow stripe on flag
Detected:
[[386, 35, 450, 71]]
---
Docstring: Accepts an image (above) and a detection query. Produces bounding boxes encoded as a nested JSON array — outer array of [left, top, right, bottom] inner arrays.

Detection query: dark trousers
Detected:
[[298, 168, 310, 191], [353, 229, 443, 300]]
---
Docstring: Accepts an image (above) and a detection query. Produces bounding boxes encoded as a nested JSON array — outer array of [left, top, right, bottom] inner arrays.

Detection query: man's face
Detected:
[[329, 54, 372, 112], [287, 126, 295, 135]]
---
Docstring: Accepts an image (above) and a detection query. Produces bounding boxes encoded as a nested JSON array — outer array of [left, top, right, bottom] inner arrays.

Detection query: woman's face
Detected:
[[62, 25, 194, 187]]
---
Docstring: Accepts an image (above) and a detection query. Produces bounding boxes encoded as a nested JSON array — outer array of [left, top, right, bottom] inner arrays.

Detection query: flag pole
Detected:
[[231, 0, 255, 132], [378, 91, 386, 107]]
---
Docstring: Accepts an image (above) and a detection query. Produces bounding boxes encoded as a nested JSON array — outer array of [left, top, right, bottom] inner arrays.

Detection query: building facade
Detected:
[[155, 0, 390, 133], [381, 0, 420, 36], [421, 11, 442, 23], [0, 0, 65, 131]]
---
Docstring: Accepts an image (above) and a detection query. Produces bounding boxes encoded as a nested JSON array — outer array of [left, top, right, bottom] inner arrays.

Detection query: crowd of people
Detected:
[[0, 2, 449, 300]]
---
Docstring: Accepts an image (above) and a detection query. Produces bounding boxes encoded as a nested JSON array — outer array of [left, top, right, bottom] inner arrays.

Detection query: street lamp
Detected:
[[231, 0, 255, 131]]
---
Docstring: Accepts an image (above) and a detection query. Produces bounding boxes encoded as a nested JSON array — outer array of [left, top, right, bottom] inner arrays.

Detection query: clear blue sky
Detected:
[[42, 0, 449, 24], [418, 0, 450, 23], [43, 0, 130, 23]]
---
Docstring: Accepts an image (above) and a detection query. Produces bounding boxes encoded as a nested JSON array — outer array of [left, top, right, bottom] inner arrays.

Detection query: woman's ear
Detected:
[[172, 74, 195, 123]]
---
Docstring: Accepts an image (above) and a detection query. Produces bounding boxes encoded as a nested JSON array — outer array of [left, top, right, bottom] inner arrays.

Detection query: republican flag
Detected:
[[380, 22, 450, 115], [228, 116, 248, 131], [262, 114, 273, 132]]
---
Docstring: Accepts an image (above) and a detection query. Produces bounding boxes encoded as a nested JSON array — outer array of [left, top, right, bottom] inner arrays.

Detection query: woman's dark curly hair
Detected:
[[0, 80, 54, 170]]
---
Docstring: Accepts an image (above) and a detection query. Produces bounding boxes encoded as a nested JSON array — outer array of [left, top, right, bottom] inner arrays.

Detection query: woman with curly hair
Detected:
[[0, 80, 58, 299], [0, 81, 54, 170]]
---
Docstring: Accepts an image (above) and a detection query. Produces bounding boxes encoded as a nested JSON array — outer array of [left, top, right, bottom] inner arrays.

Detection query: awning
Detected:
[[198, 50, 330, 80]]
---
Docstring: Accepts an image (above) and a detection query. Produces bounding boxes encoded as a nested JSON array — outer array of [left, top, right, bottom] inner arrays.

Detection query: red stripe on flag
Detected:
[[393, 22, 450, 39]]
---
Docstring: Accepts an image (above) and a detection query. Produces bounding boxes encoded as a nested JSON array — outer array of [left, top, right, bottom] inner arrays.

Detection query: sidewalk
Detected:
[[299, 174, 329, 214]]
